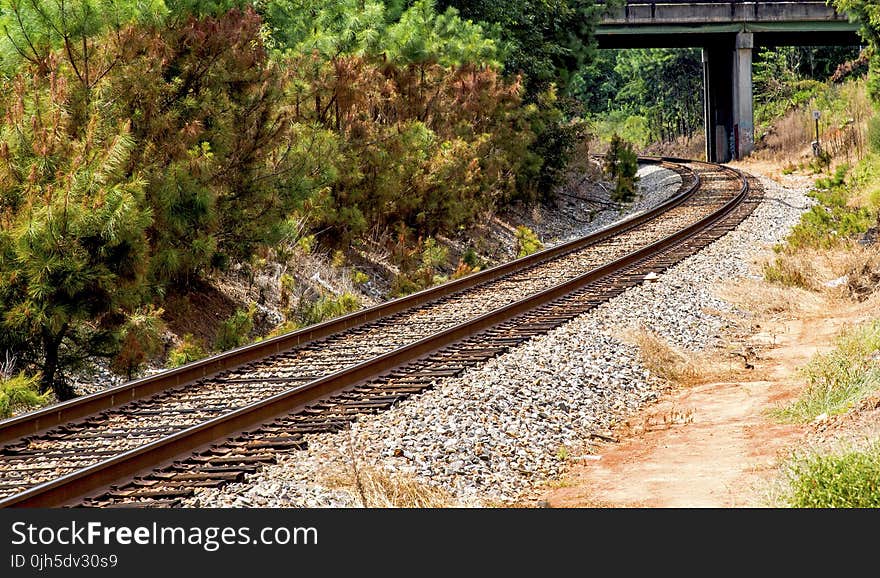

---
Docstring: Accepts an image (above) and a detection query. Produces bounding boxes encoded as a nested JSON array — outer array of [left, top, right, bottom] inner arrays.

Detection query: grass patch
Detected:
[[761, 252, 821, 290], [0, 371, 48, 419], [775, 439, 880, 508], [771, 319, 880, 423], [717, 278, 824, 318], [322, 463, 456, 508]]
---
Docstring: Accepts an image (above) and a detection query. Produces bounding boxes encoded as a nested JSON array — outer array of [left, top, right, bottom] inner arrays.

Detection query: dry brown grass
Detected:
[[747, 243, 880, 302], [318, 429, 457, 508], [752, 79, 872, 169], [321, 464, 456, 508], [842, 244, 880, 301], [760, 250, 824, 291], [625, 328, 701, 385], [717, 277, 825, 318], [620, 326, 741, 387]]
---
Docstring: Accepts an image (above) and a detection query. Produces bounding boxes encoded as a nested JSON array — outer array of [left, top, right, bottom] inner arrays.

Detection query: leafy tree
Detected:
[[263, 0, 387, 57], [0, 0, 166, 122], [382, 0, 500, 67], [833, 0, 880, 102], [288, 46, 533, 244], [105, 8, 310, 285], [266, 0, 500, 67], [578, 48, 703, 146]]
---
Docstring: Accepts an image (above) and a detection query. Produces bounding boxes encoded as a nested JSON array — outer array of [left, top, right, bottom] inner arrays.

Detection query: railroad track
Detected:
[[0, 157, 763, 508]]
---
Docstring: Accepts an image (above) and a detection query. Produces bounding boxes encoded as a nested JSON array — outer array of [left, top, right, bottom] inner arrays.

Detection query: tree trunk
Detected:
[[41, 327, 75, 401]]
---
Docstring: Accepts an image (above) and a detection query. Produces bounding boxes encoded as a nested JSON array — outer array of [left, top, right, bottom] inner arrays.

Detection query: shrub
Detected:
[[111, 307, 166, 380], [604, 133, 640, 203], [462, 247, 482, 269], [214, 303, 257, 351], [780, 164, 875, 250], [167, 334, 209, 368], [389, 237, 452, 296], [778, 440, 880, 508], [0, 372, 48, 418], [296, 293, 361, 327], [515, 226, 544, 258]]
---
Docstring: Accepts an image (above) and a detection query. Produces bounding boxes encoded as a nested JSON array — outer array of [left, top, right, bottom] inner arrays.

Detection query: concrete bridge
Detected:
[[596, 1, 863, 162]]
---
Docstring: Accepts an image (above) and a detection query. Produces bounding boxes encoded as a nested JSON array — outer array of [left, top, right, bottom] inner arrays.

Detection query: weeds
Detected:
[[167, 334, 209, 368], [775, 439, 880, 507], [626, 328, 701, 386], [320, 428, 456, 508], [771, 319, 880, 423], [515, 226, 543, 258], [214, 303, 257, 351], [0, 355, 48, 418], [295, 293, 361, 327]]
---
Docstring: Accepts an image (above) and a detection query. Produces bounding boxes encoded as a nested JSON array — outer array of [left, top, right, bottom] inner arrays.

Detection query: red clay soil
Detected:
[[538, 303, 871, 508]]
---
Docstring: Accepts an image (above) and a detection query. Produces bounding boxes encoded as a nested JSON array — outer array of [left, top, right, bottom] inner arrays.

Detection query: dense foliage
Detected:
[[0, 0, 601, 400], [833, 0, 880, 102], [579, 48, 703, 148]]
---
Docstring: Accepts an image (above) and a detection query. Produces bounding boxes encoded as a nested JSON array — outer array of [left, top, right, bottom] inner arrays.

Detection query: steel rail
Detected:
[[0, 157, 697, 444], [0, 161, 749, 508]]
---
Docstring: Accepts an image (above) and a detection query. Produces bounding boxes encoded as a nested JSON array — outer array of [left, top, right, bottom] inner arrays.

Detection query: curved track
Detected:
[[0, 157, 763, 507]]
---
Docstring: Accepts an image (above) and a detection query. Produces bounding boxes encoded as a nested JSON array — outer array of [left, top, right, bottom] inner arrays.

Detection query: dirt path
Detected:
[[538, 310, 849, 507]]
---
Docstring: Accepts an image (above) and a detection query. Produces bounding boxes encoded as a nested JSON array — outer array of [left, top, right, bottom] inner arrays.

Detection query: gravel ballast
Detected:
[[182, 165, 815, 508]]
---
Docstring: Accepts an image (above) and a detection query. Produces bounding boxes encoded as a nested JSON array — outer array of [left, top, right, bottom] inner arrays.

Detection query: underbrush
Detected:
[[0, 370, 47, 419], [771, 319, 880, 423], [762, 157, 880, 293], [754, 77, 872, 166], [775, 438, 880, 508]]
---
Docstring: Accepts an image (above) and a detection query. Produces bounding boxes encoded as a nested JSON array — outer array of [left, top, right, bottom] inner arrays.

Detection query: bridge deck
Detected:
[[596, 1, 861, 48]]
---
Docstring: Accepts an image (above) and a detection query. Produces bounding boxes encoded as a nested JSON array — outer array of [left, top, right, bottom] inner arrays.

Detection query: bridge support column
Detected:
[[733, 32, 755, 160], [702, 45, 733, 163], [702, 32, 755, 163], [702, 49, 714, 162]]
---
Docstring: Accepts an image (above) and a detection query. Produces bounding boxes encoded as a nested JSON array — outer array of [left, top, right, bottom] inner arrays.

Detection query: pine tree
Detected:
[[0, 66, 152, 400], [604, 133, 639, 203]]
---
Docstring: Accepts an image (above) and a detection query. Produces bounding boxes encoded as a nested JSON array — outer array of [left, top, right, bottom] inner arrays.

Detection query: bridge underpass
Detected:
[[596, 1, 863, 163]]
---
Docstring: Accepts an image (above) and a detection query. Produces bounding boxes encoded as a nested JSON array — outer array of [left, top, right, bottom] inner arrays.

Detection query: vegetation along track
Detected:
[[0, 157, 763, 508]]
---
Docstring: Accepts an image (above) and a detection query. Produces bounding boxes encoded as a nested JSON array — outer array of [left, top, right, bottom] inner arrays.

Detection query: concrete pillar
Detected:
[[733, 31, 754, 159], [702, 49, 713, 163], [702, 45, 733, 163]]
